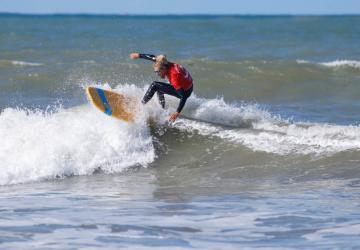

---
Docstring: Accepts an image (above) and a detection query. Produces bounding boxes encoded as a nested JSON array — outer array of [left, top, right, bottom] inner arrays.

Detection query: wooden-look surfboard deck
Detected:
[[86, 87, 138, 122]]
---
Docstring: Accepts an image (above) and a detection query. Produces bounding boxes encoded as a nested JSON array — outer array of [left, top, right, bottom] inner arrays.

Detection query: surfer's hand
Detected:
[[169, 112, 180, 122], [130, 53, 140, 59]]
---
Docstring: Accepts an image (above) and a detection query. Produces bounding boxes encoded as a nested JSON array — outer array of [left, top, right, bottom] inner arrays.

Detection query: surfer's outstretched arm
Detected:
[[139, 54, 156, 61], [130, 53, 156, 62]]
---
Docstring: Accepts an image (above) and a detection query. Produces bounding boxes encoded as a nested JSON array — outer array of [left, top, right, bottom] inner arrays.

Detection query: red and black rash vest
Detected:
[[166, 63, 193, 91]]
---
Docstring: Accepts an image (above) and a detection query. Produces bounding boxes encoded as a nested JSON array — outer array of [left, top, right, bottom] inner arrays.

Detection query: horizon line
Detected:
[[1, 12, 360, 17]]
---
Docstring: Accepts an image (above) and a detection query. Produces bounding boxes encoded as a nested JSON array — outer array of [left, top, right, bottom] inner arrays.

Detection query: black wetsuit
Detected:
[[139, 54, 193, 113]]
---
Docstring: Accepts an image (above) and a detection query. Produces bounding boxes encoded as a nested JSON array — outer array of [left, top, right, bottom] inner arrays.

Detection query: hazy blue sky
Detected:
[[1, 0, 360, 15]]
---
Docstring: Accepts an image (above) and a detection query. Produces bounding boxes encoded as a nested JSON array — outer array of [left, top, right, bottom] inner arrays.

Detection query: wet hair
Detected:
[[154, 55, 169, 71]]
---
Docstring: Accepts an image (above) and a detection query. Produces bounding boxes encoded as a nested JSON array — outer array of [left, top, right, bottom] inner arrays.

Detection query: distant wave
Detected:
[[297, 59, 360, 69], [11, 60, 43, 66], [186, 58, 360, 70], [0, 59, 43, 67], [320, 60, 360, 68]]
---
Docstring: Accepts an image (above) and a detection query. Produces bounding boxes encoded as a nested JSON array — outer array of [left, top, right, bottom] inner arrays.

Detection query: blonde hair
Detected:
[[154, 55, 169, 71]]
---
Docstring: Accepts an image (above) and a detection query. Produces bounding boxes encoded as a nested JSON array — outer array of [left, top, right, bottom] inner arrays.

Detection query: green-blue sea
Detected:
[[1, 14, 360, 249]]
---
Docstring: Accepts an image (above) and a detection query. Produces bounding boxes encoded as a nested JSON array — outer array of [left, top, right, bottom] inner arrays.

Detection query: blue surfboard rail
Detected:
[[96, 88, 112, 116]]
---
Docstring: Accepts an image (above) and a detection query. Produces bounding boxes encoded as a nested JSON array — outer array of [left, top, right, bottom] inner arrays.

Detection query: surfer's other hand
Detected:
[[169, 112, 180, 122], [130, 53, 140, 59]]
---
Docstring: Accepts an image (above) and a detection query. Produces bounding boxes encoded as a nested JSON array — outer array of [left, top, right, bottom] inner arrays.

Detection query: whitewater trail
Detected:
[[180, 95, 360, 155]]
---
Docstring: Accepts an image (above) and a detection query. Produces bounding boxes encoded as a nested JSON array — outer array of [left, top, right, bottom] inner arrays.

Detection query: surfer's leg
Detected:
[[142, 81, 159, 104], [157, 91, 166, 109], [154, 82, 181, 98], [142, 81, 180, 105]]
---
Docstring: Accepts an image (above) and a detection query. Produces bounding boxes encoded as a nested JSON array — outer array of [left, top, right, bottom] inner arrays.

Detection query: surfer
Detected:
[[130, 53, 193, 122]]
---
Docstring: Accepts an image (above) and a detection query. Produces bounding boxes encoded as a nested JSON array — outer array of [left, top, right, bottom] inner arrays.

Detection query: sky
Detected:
[[1, 0, 360, 15]]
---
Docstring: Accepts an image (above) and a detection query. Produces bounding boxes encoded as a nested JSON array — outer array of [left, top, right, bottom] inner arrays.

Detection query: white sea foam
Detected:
[[297, 59, 360, 69], [0, 103, 155, 185]]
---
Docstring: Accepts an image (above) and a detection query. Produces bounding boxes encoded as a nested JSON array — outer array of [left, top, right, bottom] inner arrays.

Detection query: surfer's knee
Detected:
[[142, 82, 158, 104], [150, 81, 159, 90]]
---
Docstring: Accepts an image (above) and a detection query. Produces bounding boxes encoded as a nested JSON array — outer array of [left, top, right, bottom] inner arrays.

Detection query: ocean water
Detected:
[[1, 14, 360, 249]]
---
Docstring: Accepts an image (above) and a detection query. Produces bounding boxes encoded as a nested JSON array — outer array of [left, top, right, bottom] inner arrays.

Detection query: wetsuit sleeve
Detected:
[[139, 54, 156, 62], [176, 88, 188, 113]]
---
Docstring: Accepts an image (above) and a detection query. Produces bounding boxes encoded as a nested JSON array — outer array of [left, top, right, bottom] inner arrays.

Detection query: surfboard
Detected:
[[86, 87, 138, 122]]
